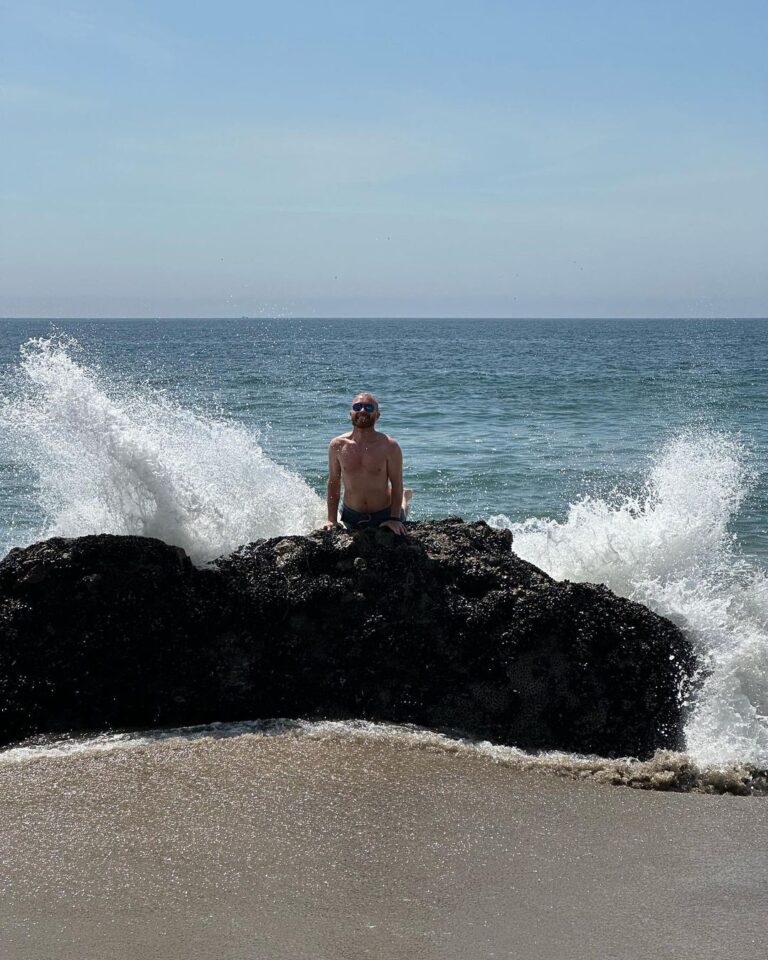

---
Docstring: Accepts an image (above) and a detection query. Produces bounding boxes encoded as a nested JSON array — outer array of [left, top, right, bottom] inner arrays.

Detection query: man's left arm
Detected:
[[383, 440, 406, 535]]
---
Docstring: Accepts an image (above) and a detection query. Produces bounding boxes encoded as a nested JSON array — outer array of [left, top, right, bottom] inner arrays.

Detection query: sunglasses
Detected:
[[352, 402, 376, 412]]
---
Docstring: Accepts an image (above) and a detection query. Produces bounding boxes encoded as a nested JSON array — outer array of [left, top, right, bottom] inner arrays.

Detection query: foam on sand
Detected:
[[2, 719, 765, 796]]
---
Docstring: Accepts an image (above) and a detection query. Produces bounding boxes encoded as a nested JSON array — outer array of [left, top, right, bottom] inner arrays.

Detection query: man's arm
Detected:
[[325, 439, 342, 526], [382, 440, 406, 534]]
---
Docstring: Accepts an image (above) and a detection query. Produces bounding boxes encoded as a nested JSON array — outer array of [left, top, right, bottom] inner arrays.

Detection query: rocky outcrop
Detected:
[[0, 519, 695, 757]]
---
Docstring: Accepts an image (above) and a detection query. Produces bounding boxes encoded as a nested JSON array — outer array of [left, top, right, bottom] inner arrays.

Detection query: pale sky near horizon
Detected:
[[1, 0, 766, 318]]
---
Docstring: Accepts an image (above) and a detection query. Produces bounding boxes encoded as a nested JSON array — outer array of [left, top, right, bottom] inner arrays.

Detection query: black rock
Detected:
[[0, 519, 696, 757]]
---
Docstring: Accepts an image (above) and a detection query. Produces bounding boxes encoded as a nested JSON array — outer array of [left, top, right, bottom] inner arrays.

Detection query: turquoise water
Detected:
[[1, 318, 766, 551], [0, 318, 767, 768]]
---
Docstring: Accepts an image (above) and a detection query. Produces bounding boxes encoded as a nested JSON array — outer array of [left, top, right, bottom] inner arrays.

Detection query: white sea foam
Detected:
[[2, 719, 763, 795], [489, 433, 768, 770], [0, 335, 323, 562]]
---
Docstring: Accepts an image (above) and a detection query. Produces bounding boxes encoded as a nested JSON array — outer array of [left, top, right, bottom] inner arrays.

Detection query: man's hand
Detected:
[[381, 518, 406, 535], [323, 520, 338, 529]]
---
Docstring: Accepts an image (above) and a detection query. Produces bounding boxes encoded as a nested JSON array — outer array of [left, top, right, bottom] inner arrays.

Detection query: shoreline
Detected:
[[3, 718, 768, 797]]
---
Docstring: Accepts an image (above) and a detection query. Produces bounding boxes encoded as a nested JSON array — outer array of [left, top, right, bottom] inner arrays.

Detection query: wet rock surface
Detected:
[[0, 519, 695, 756]]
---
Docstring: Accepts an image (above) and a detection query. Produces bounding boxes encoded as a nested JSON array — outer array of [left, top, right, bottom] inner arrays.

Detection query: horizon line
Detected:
[[1, 316, 767, 322]]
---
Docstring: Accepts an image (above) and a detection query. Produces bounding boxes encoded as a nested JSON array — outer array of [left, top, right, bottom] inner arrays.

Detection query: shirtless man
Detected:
[[324, 392, 411, 535]]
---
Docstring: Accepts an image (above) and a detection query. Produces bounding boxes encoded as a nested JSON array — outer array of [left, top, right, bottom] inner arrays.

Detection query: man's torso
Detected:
[[334, 430, 393, 512]]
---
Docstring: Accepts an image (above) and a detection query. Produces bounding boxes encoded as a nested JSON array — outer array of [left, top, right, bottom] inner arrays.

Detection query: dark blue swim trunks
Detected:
[[340, 503, 407, 531]]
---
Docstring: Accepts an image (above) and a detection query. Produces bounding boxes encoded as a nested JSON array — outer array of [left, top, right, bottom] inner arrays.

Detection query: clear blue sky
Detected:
[[1, 0, 766, 317]]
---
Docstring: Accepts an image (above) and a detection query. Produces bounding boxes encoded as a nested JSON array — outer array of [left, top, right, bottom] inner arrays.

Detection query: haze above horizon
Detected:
[[1, 1, 766, 319]]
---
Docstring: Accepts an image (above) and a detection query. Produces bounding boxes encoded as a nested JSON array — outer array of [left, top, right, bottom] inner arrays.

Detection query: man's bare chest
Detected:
[[339, 442, 387, 476]]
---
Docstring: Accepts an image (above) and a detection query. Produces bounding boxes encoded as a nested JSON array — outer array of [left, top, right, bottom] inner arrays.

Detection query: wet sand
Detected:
[[1, 731, 766, 960]]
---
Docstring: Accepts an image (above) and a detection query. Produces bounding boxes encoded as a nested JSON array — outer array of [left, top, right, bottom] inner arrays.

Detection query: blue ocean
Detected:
[[1, 318, 766, 771]]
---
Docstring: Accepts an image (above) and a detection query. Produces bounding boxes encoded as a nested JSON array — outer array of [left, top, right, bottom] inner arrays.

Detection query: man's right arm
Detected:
[[325, 439, 342, 526]]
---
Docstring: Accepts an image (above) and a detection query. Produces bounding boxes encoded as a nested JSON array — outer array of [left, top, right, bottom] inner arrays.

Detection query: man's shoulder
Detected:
[[329, 432, 352, 447], [380, 433, 401, 449]]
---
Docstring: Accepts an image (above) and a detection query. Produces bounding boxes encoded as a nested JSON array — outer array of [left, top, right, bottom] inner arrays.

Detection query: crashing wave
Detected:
[[0, 335, 323, 562]]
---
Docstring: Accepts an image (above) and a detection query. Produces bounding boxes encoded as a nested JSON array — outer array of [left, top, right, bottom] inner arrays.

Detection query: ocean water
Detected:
[[0, 318, 766, 772]]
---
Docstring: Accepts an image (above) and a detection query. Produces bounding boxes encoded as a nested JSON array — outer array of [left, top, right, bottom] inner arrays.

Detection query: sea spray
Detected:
[[489, 433, 768, 770], [0, 335, 323, 561]]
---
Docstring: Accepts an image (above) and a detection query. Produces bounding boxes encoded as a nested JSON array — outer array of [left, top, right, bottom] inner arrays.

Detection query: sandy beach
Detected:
[[1, 729, 765, 960]]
